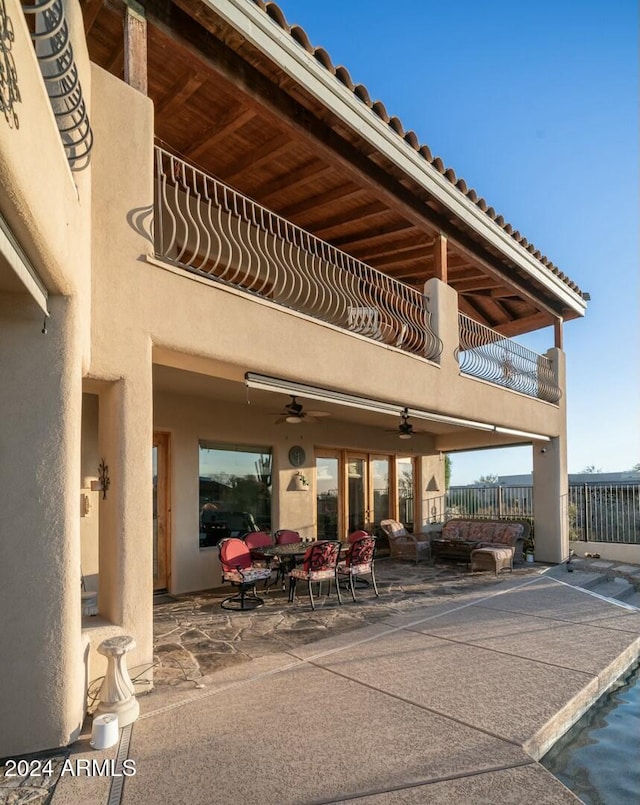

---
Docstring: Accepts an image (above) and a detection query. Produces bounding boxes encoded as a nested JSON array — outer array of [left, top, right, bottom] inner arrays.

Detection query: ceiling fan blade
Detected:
[[306, 410, 330, 417]]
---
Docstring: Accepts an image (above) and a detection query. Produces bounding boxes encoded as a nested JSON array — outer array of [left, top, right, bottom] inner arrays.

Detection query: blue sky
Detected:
[[274, 0, 639, 484]]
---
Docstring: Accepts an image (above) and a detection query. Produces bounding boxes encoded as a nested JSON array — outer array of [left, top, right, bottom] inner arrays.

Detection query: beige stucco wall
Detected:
[[0, 0, 93, 758], [82, 65, 155, 684]]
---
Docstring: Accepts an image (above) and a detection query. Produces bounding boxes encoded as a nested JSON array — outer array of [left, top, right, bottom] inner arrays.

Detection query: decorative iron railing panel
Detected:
[[22, 0, 92, 170], [154, 146, 442, 361], [457, 314, 561, 403]]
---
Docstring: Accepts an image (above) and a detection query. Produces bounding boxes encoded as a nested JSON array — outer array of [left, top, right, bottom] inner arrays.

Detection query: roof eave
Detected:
[[203, 0, 586, 318]]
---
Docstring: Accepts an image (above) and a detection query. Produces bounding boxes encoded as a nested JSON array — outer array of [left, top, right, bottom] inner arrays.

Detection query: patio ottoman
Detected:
[[470, 545, 515, 577]]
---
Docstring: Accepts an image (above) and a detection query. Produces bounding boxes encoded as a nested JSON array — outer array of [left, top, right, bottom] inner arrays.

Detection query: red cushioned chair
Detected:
[[288, 540, 342, 610], [274, 530, 302, 588], [337, 536, 379, 601], [218, 538, 272, 611]]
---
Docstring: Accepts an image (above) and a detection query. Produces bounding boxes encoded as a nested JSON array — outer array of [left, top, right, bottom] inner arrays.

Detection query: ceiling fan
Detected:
[[385, 407, 418, 439], [274, 396, 331, 425]]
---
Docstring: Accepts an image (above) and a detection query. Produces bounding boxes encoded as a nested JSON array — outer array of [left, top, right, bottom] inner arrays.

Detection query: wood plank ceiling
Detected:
[[81, 0, 580, 337]]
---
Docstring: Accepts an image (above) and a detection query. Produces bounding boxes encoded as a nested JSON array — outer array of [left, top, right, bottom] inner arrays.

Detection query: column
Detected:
[[0, 295, 84, 757], [532, 348, 568, 563]]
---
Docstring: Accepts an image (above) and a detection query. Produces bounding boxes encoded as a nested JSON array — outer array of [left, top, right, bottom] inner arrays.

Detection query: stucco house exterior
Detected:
[[0, 0, 588, 757]]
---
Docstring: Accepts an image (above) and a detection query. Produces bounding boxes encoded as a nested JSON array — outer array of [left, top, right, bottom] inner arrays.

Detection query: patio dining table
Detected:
[[255, 541, 350, 592], [255, 542, 312, 591]]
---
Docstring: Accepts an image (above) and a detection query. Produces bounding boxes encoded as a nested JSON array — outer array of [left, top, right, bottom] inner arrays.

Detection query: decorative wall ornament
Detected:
[[0, 0, 21, 128], [97, 458, 111, 500]]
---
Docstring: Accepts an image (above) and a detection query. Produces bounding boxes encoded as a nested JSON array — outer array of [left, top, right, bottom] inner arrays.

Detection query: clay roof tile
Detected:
[[313, 47, 335, 73], [389, 116, 404, 136], [265, 2, 289, 30], [404, 130, 420, 150], [354, 84, 372, 106], [372, 100, 390, 122], [334, 65, 354, 89], [432, 156, 445, 173], [290, 25, 314, 53]]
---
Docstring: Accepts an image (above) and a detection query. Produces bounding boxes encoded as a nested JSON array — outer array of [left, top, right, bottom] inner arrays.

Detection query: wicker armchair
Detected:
[[379, 520, 434, 564]]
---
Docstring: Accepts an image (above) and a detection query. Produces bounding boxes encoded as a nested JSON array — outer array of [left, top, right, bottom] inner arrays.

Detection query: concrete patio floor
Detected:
[[6, 558, 640, 804]]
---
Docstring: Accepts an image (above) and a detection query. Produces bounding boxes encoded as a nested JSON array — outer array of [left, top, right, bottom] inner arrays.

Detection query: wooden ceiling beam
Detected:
[[358, 239, 434, 263], [223, 133, 292, 184], [332, 223, 416, 252], [155, 71, 205, 117], [494, 311, 552, 338], [449, 276, 502, 293], [372, 247, 432, 269], [105, 40, 124, 73], [279, 186, 367, 219], [312, 203, 388, 240], [186, 107, 256, 161], [82, 0, 104, 34], [458, 296, 491, 326], [256, 162, 334, 202]]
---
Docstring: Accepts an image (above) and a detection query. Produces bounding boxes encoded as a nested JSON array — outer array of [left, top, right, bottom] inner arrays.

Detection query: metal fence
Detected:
[[568, 483, 640, 545], [439, 484, 640, 544]]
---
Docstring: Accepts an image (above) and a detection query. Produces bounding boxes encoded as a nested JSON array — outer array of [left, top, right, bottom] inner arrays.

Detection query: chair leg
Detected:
[[288, 577, 296, 603], [308, 580, 315, 611], [371, 566, 379, 597], [334, 574, 342, 605], [349, 573, 356, 602]]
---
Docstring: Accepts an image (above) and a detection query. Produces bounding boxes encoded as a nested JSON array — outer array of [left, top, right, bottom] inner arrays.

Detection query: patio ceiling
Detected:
[[82, 0, 586, 336]]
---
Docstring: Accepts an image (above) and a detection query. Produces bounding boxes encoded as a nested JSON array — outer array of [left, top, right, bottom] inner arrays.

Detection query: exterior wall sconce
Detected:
[[91, 458, 111, 499]]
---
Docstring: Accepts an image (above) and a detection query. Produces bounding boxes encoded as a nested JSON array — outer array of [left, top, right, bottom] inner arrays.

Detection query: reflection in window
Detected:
[[316, 457, 338, 539], [371, 458, 389, 535], [397, 457, 414, 530], [199, 443, 271, 548]]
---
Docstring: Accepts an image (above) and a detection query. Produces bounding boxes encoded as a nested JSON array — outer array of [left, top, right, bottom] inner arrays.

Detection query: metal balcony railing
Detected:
[[153, 146, 442, 361], [22, 0, 92, 170], [457, 314, 561, 403]]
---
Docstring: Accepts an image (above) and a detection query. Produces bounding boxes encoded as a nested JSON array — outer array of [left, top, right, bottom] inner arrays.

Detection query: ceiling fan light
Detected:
[[286, 415, 303, 424], [398, 431, 412, 440]]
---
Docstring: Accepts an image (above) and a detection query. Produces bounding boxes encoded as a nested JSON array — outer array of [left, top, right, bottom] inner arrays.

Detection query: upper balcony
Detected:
[[153, 146, 561, 405]]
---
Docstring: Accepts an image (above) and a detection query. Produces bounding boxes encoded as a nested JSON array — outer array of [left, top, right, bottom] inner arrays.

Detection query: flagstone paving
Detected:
[[150, 559, 542, 686]]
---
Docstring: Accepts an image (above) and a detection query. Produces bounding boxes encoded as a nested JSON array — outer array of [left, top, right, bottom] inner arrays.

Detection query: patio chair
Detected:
[[275, 529, 301, 544], [337, 536, 379, 601], [274, 530, 302, 588], [379, 519, 431, 564], [244, 531, 274, 563], [288, 540, 342, 610], [346, 530, 372, 587], [218, 538, 272, 611], [244, 531, 276, 588]]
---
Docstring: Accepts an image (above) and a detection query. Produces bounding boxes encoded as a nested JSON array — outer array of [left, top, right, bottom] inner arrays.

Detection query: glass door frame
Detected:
[[153, 431, 171, 591], [316, 448, 418, 539]]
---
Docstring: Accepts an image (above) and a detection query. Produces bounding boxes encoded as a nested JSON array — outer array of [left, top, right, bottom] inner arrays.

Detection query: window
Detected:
[[397, 457, 414, 530], [198, 443, 272, 548]]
